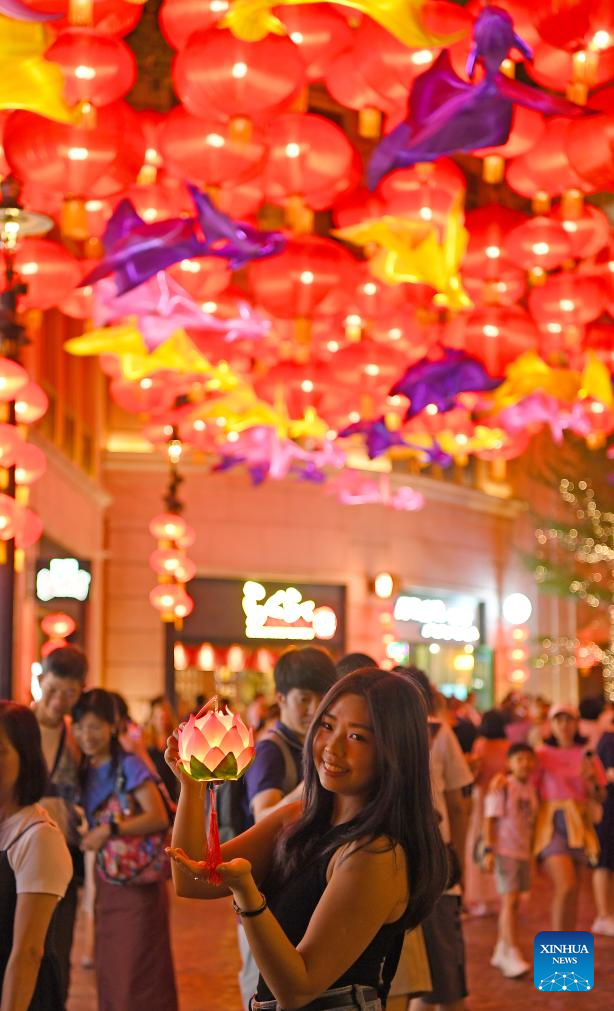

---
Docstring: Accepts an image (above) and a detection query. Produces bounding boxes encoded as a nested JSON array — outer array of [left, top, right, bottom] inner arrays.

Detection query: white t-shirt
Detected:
[[0, 804, 72, 897], [429, 721, 474, 845]]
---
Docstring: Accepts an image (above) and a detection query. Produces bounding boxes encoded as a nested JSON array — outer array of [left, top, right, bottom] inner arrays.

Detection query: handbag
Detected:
[[94, 762, 172, 886]]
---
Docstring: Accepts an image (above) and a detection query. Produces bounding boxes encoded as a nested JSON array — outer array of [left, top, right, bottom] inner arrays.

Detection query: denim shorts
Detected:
[[249, 984, 381, 1011]]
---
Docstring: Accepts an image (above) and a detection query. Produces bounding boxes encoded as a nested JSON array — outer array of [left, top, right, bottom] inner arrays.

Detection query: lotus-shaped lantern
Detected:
[[177, 701, 256, 782]]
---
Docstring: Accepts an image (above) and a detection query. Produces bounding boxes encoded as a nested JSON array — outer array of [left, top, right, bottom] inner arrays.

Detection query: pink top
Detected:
[[535, 743, 607, 802], [484, 776, 539, 860], [471, 737, 509, 789]]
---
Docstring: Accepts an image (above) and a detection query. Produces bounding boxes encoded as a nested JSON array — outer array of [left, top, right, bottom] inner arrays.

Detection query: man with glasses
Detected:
[[32, 645, 87, 1006]]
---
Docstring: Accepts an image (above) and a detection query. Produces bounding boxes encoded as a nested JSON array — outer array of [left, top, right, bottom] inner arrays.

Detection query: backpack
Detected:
[[217, 726, 299, 842]]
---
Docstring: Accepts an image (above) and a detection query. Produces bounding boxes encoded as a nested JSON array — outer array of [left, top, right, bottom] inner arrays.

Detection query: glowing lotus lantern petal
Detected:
[[14, 382, 48, 424], [0, 358, 28, 402], [149, 512, 188, 541], [177, 700, 255, 781], [14, 441, 47, 485], [41, 612, 76, 638]]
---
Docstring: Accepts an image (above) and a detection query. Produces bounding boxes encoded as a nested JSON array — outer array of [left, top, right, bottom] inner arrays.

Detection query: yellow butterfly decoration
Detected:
[[0, 16, 73, 122], [222, 0, 464, 49], [65, 325, 241, 391], [194, 391, 329, 441], [334, 195, 472, 310], [487, 351, 613, 411]]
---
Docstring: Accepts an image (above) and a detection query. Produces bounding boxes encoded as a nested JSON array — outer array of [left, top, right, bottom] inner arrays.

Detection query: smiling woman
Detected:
[[166, 668, 448, 1011]]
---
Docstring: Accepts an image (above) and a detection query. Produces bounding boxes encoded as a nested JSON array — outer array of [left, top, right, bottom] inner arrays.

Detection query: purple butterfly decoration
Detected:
[[81, 184, 285, 295], [0, 0, 59, 19], [368, 5, 588, 188], [339, 417, 409, 459], [389, 348, 501, 420], [213, 428, 345, 485]]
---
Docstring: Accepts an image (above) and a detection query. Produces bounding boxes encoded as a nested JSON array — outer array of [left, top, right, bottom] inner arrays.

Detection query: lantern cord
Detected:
[[206, 782, 222, 885]]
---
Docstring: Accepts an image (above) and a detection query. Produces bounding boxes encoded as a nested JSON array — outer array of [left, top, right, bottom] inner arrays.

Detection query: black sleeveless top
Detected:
[[256, 827, 407, 1002]]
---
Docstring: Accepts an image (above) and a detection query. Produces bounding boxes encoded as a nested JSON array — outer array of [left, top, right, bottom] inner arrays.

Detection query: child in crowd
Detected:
[[482, 743, 538, 978]]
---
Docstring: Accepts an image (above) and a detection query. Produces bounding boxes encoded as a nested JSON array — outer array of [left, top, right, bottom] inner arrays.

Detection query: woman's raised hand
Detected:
[[164, 728, 189, 783]]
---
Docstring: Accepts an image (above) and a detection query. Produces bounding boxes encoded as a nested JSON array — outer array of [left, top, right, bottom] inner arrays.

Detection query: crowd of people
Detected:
[[0, 644, 613, 1011]]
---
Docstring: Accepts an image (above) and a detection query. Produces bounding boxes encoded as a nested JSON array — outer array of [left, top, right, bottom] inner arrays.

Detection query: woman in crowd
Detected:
[[534, 703, 607, 931], [465, 709, 509, 915], [72, 689, 177, 1011], [0, 701, 72, 1011], [591, 710, 614, 935], [167, 668, 448, 1011], [144, 696, 180, 802]]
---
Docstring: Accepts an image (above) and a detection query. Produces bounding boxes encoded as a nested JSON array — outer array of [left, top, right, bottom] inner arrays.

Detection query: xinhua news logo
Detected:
[[534, 931, 594, 991]]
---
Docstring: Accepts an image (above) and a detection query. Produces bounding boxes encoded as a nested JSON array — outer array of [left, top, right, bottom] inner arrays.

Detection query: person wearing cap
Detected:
[[533, 703, 607, 930]]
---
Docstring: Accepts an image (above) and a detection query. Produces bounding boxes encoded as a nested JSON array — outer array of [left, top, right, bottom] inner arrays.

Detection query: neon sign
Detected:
[[242, 580, 338, 641], [394, 594, 480, 643], [36, 558, 92, 602]]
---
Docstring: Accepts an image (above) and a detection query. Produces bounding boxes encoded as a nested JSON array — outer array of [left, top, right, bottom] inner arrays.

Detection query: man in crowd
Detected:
[[32, 645, 87, 1004]]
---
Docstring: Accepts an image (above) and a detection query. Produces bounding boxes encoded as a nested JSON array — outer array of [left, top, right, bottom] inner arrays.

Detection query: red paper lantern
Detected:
[[159, 107, 266, 188], [149, 512, 188, 540], [149, 583, 186, 614], [325, 50, 393, 128], [527, 40, 614, 93], [503, 217, 573, 272], [58, 260, 97, 320], [248, 236, 354, 320], [150, 547, 187, 575], [159, 0, 225, 50], [41, 612, 76, 638], [168, 255, 231, 302], [278, 7, 352, 81], [506, 119, 590, 201], [0, 359, 28, 402], [211, 177, 264, 218], [551, 200, 610, 259], [0, 494, 16, 541], [86, 102, 147, 199], [45, 28, 136, 107], [465, 205, 528, 266], [378, 161, 466, 234], [528, 273, 606, 326], [458, 306, 539, 375], [12, 239, 82, 311], [14, 382, 48, 424], [32, 0, 143, 36], [14, 442, 47, 485], [332, 187, 385, 229], [0, 424, 22, 467], [535, 1, 614, 52], [566, 86, 614, 190], [13, 504, 43, 549], [121, 177, 191, 223], [173, 28, 305, 129], [3, 106, 122, 197], [263, 113, 356, 212], [110, 376, 181, 415]]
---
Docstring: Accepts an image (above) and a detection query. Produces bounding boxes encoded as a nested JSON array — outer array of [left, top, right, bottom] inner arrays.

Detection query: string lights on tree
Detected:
[[527, 478, 614, 699]]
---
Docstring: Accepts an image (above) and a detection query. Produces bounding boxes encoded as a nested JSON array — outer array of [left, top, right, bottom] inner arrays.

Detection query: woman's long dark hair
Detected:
[[277, 668, 448, 930], [0, 701, 48, 806]]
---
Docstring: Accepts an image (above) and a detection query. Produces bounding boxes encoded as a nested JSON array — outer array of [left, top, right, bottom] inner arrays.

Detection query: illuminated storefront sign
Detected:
[[393, 594, 481, 643], [242, 581, 338, 641], [36, 558, 92, 602], [178, 577, 346, 651]]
